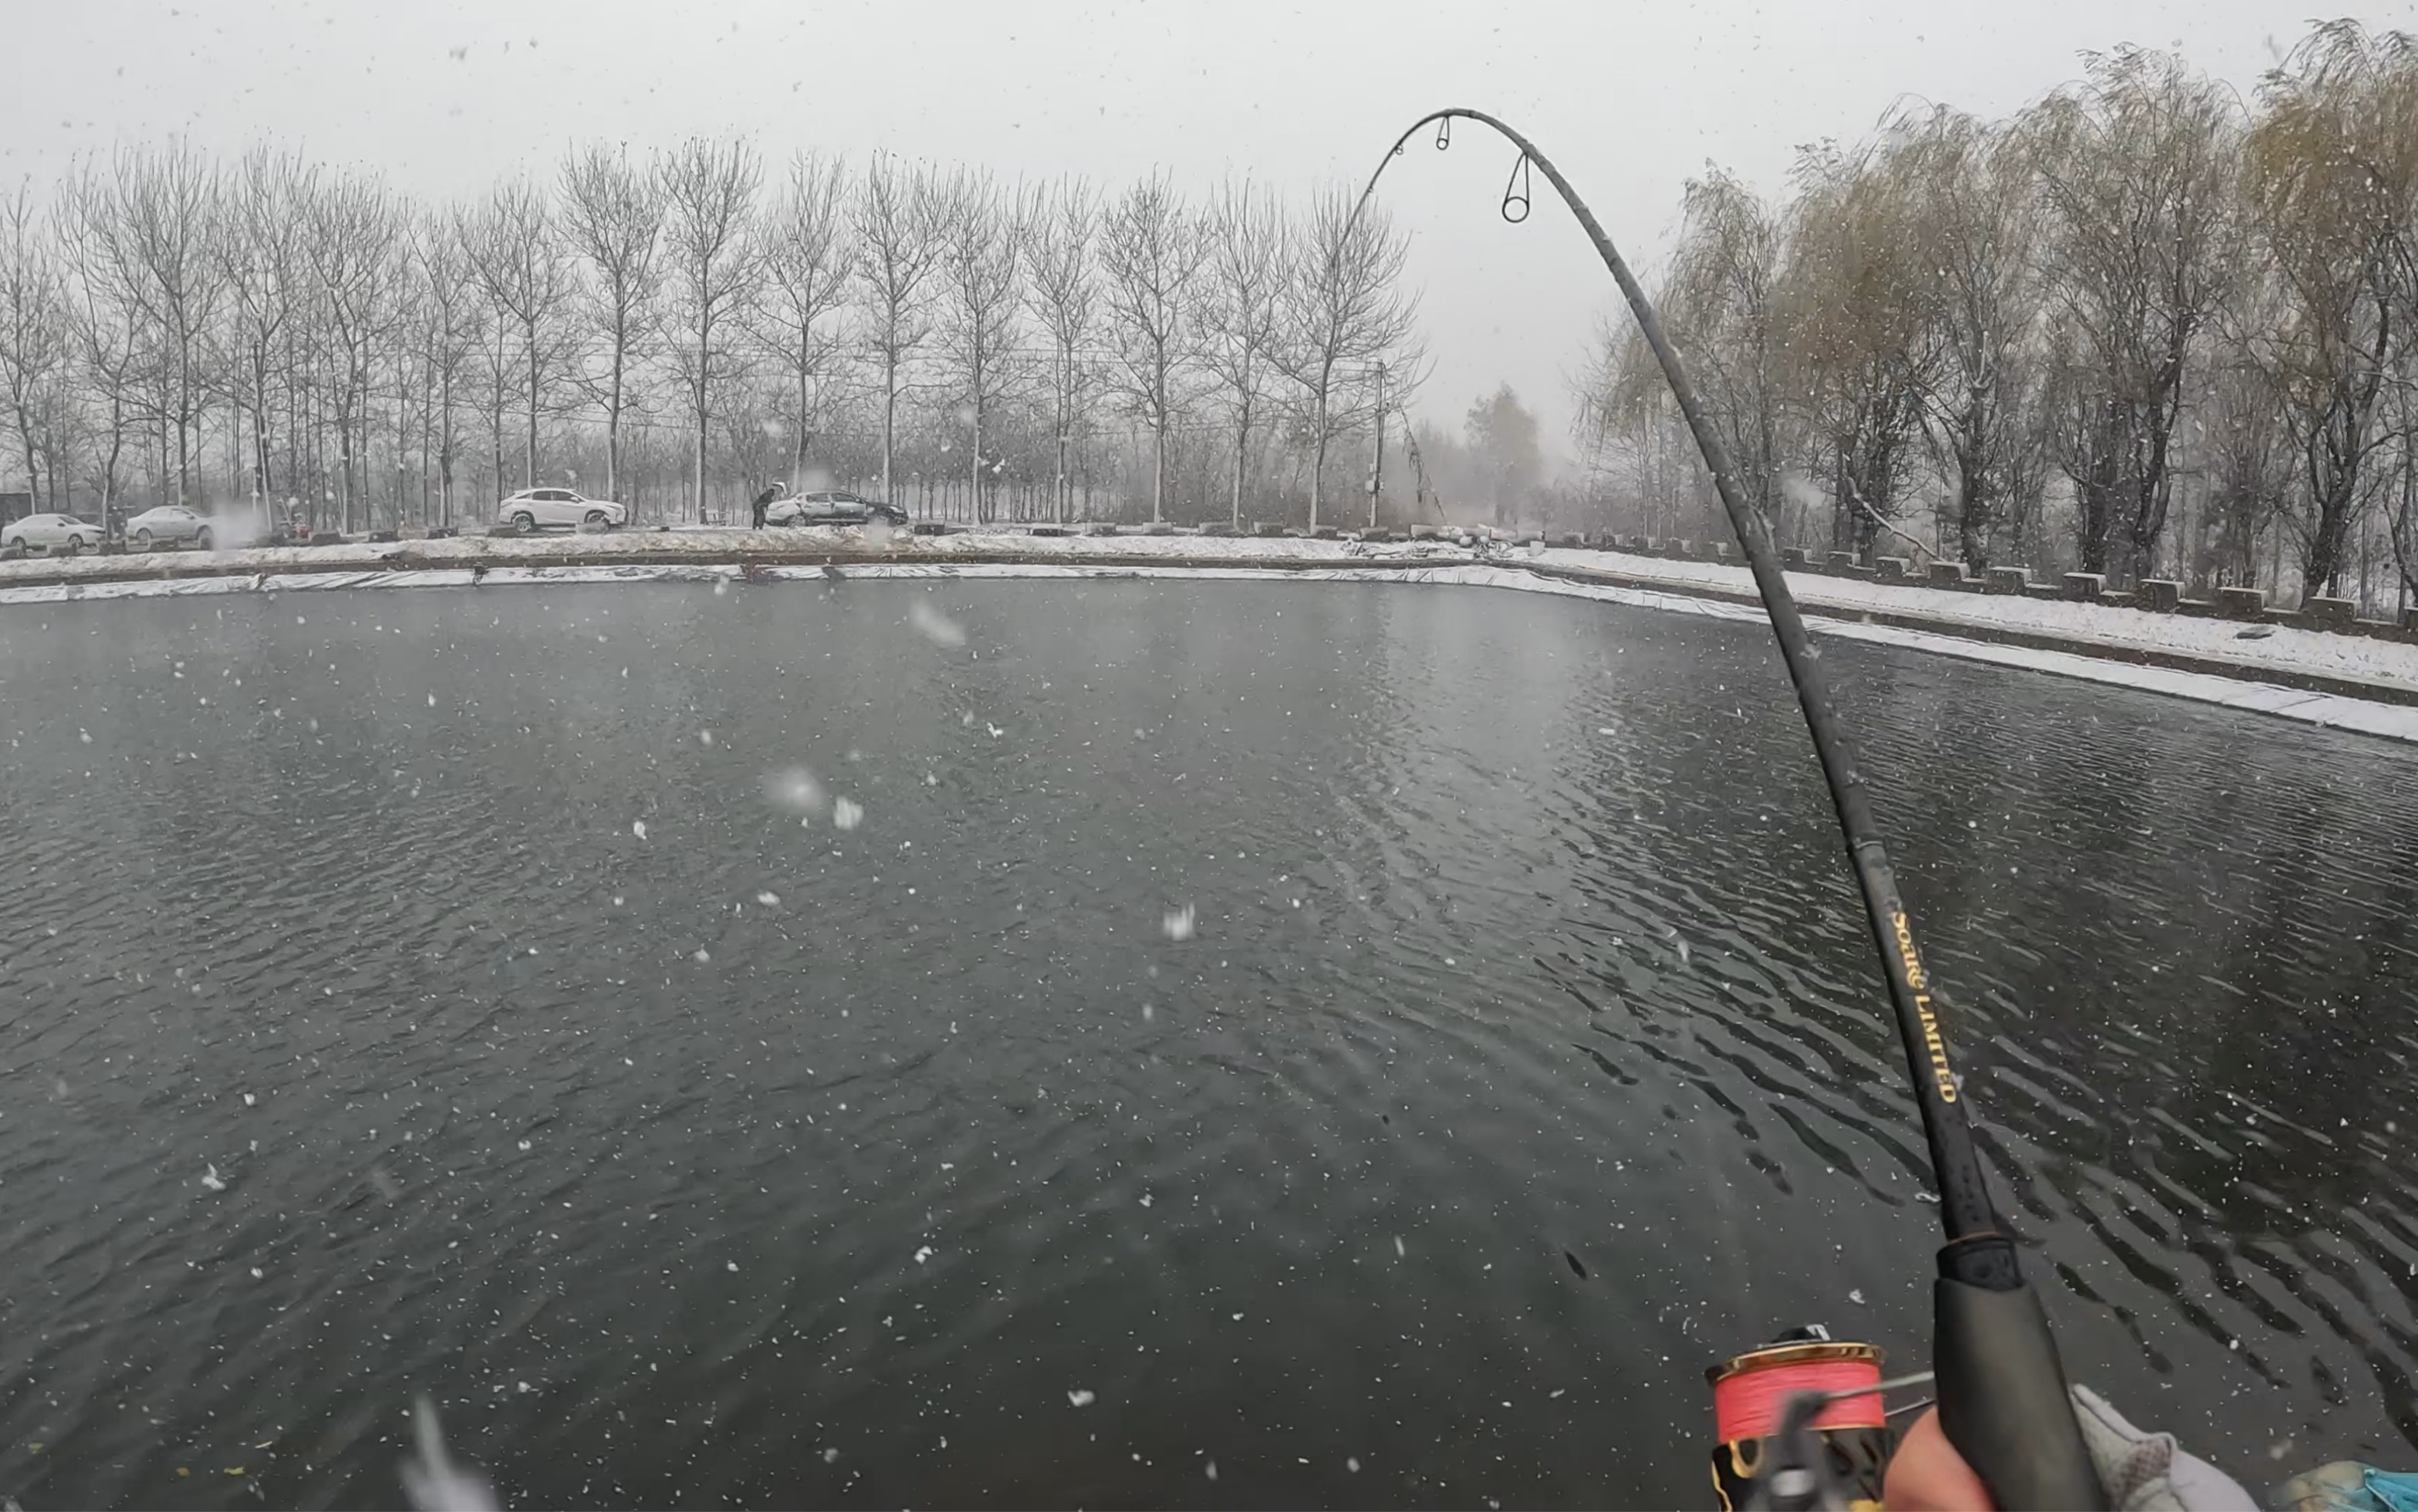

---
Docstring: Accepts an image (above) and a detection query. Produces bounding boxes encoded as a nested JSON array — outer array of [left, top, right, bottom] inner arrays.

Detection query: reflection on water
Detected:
[[0, 580, 2412, 1507]]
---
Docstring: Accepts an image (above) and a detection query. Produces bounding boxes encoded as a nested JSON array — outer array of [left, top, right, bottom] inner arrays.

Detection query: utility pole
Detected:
[[1368, 363, 1386, 528]]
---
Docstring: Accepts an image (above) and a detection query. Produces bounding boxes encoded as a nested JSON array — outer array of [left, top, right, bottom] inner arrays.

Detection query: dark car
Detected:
[[765, 491, 909, 528]]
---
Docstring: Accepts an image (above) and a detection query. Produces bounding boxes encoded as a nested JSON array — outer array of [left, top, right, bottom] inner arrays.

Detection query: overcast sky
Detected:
[[5, 0, 2409, 454]]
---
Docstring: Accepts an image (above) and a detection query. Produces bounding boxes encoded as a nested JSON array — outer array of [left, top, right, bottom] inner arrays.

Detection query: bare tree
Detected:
[[937, 170, 1032, 522], [851, 154, 946, 510], [757, 150, 853, 485], [0, 183, 72, 511], [1100, 173, 1206, 524], [1272, 185, 1417, 531], [2027, 47, 2241, 578], [1197, 181, 1285, 529], [66, 142, 228, 520], [558, 143, 664, 505], [1026, 179, 1100, 522], [409, 214, 476, 528], [660, 136, 764, 521], [302, 172, 403, 531], [461, 177, 576, 493], [216, 147, 315, 526]]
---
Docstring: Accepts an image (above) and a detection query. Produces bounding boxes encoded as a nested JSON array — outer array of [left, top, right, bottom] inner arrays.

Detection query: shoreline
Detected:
[[5, 528, 2416, 744]]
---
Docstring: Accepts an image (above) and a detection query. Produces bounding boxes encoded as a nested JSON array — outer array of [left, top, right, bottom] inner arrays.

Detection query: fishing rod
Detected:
[[1347, 110, 2105, 1510]]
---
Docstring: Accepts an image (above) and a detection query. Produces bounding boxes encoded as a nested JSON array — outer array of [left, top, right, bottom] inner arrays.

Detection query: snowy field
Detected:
[[3, 525, 2413, 742]]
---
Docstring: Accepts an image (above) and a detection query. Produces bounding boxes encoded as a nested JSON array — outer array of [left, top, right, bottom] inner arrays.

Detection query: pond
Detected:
[[2, 578, 2414, 1507]]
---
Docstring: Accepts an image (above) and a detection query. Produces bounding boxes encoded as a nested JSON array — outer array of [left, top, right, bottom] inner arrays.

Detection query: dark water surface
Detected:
[[2, 579, 2416, 1508]]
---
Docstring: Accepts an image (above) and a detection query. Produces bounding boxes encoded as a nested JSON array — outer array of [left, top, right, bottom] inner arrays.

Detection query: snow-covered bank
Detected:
[[5, 526, 2415, 741]]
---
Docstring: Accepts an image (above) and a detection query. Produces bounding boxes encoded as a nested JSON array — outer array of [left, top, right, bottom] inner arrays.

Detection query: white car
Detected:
[[497, 488, 628, 532], [1, 512, 103, 557], [126, 505, 216, 551]]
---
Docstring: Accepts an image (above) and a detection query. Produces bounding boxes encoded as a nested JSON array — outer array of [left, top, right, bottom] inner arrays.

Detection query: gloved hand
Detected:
[[1883, 1386, 2257, 1511]]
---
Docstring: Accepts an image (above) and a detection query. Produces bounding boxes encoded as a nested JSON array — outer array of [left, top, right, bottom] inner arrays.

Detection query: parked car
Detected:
[[0, 513, 102, 558], [496, 488, 629, 532], [125, 505, 216, 551], [765, 491, 909, 528]]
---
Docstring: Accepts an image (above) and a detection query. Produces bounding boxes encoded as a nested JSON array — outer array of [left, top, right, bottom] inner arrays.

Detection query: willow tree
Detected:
[[1898, 108, 2045, 571], [1597, 168, 1788, 542], [1778, 141, 1934, 559], [2026, 48, 2241, 578], [2243, 21, 2418, 600]]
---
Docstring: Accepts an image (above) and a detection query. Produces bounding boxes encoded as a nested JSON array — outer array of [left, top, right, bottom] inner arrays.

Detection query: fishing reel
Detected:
[[1708, 1328, 1925, 1512]]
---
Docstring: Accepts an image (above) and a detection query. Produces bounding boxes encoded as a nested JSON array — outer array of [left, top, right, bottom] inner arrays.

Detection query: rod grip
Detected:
[[1933, 1274, 2107, 1510]]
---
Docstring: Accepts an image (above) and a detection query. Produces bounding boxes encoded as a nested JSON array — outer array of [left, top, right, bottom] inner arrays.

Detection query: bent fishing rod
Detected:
[[1349, 110, 2104, 1510]]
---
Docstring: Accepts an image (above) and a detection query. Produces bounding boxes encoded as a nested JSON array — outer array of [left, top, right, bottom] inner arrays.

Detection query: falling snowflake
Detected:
[[832, 797, 864, 831], [762, 765, 826, 816], [631, 820, 648, 840], [907, 599, 967, 647], [1067, 1389, 1096, 1408], [757, 891, 781, 906], [201, 1164, 227, 1192], [1161, 904, 1196, 942]]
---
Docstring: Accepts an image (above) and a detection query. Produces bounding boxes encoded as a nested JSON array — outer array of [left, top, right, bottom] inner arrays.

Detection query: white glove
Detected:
[[2070, 1384, 2258, 1512]]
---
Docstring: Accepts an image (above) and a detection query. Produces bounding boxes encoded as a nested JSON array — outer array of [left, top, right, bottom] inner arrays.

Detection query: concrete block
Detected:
[[1312, 526, 1339, 541], [1782, 548, 1810, 569], [370, 529, 400, 543], [312, 532, 350, 546], [1145, 521, 1175, 535], [1826, 550, 1860, 573], [1987, 566, 2030, 595], [1359, 528, 1394, 542], [2021, 582, 2065, 600], [2217, 586, 2267, 620], [2301, 596, 2356, 629], [2061, 572, 2106, 602], [1928, 561, 1968, 588], [1710, 542, 1733, 562], [1028, 525, 1068, 538], [1558, 533, 1586, 548], [1197, 522, 1235, 538], [1625, 534, 1652, 553], [2135, 579, 2182, 613], [1876, 556, 1911, 581]]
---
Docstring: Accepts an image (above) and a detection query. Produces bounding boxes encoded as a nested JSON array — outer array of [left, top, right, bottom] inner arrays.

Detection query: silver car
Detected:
[[0, 513, 103, 557], [126, 505, 216, 551], [497, 488, 629, 532], [765, 491, 910, 528]]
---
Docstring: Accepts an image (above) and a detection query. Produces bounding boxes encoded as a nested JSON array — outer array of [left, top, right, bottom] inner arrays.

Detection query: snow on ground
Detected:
[[3, 525, 2413, 738]]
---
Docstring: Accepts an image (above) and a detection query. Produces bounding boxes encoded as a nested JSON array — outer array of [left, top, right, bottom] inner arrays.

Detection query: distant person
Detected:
[[751, 481, 785, 530]]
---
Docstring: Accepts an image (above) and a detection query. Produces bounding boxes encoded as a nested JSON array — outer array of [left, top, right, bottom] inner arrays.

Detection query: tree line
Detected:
[[1576, 22, 2418, 613], [0, 142, 1423, 533]]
